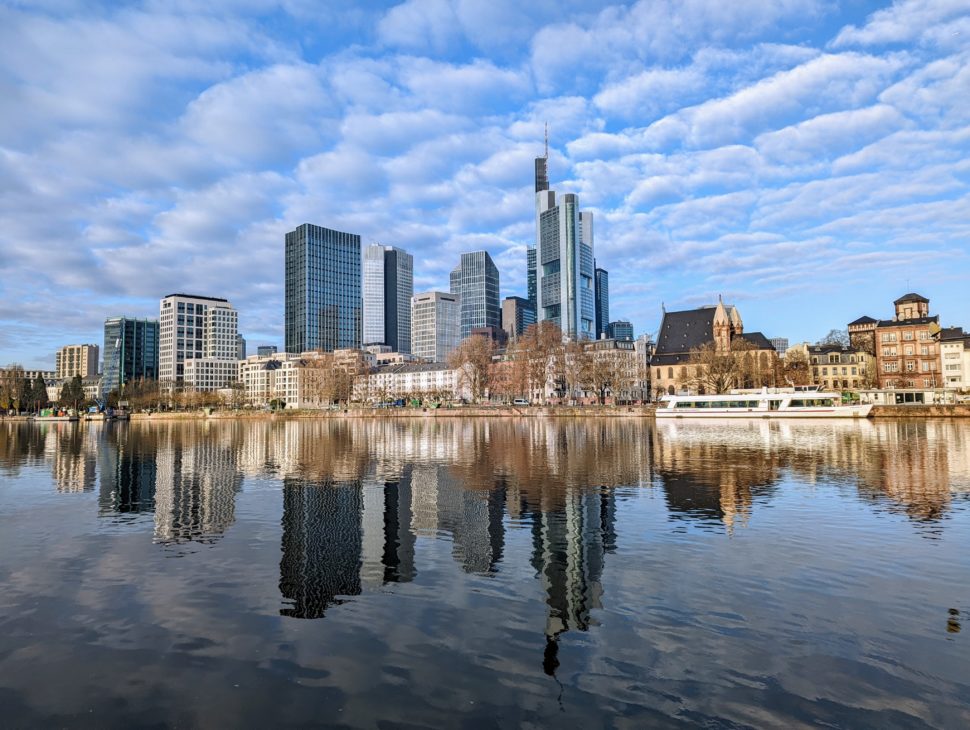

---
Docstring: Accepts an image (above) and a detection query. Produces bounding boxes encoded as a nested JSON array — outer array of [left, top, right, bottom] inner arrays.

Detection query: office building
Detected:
[[102, 317, 159, 395], [285, 223, 362, 354], [412, 291, 460, 363], [527, 247, 537, 310], [502, 296, 536, 340], [256, 345, 278, 357], [363, 244, 413, 353], [55, 344, 99, 379], [534, 150, 595, 340], [236, 335, 247, 360], [769, 337, 789, 356], [607, 320, 633, 342], [595, 265, 609, 339], [449, 251, 500, 341], [159, 294, 238, 386]]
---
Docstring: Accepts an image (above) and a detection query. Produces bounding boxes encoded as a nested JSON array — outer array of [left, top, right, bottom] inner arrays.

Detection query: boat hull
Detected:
[[656, 404, 872, 419]]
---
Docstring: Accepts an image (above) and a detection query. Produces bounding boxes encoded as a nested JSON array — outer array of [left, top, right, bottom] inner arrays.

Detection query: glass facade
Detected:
[[595, 266, 609, 339], [450, 251, 500, 341], [102, 317, 159, 395], [363, 244, 413, 353], [607, 320, 634, 342], [502, 296, 536, 340], [285, 224, 362, 353], [527, 247, 537, 310]]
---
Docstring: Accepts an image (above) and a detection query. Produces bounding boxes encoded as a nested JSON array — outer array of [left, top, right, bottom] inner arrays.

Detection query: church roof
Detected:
[[733, 332, 775, 350], [653, 308, 716, 358]]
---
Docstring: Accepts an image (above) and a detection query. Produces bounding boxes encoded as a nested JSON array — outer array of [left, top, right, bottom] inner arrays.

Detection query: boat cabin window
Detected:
[[789, 398, 836, 407]]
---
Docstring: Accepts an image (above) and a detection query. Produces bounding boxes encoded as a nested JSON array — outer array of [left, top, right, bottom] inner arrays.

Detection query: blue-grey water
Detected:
[[1, 418, 968, 729]]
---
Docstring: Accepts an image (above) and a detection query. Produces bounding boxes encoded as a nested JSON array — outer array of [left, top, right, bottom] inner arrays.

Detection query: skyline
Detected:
[[2, 0, 969, 369]]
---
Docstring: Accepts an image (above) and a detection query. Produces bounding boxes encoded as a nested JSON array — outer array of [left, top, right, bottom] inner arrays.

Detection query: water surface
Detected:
[[1, 418, 968, 728]]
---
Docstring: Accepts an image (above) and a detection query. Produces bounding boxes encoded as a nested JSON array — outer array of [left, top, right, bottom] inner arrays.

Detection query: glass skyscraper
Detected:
[[285, 224, 362, 353], [102, 317, 159, 395], [449, 251, 500, 341], [595, 265, 609, 339], [363, 244, 413, 353], [527, 247, 537, 310]]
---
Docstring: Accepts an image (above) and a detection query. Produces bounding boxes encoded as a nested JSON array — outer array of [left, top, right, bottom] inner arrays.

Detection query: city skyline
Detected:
[[2, 1, 969, 368]]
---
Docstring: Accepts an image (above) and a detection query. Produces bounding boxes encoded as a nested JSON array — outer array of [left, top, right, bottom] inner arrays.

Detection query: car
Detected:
[[512, 398, 530, 406]]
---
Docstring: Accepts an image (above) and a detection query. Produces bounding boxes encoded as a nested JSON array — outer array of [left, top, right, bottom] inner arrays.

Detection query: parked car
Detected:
[[512, 398, 530, 406]]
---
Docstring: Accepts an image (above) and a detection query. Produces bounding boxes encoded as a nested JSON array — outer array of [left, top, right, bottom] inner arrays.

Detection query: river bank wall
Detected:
[[128, 405, 657, 421]]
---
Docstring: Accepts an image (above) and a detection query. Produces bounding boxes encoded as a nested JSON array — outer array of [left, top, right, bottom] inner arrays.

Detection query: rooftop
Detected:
[[894, 292, 929, 305]]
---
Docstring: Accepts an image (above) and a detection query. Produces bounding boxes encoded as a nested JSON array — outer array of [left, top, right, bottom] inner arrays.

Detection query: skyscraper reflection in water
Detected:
[[97, 426, 157, 516]]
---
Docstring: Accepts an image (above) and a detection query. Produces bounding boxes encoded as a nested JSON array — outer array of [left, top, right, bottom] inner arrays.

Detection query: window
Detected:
[[884, 362, 898, 372], [918, 331, 929, 340], [903, 331, 914, 340], [921, 346, 929, 356], [906, 361, 915, 372]]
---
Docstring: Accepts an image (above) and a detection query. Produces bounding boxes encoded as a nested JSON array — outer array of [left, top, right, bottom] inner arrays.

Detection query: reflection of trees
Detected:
[[0, 423, 48, 476]]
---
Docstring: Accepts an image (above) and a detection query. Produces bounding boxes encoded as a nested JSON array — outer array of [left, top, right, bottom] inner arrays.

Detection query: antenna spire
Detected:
[[544, 122, 548, 159]]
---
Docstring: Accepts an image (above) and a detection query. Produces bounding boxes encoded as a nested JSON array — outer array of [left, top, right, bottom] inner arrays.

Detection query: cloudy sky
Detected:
[[1, 0, 968, 368]]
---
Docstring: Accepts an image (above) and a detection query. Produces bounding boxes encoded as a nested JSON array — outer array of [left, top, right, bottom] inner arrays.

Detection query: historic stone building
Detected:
[[650, 300, 776, 396], [788, 343, 874, 391]]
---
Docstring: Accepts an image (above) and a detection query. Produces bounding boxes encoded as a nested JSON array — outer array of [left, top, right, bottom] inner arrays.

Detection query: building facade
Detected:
[[184, 359, 240, 393], [534, 153, 595, 340], [363, 244, 414, 353], [502, 296, 536, 341], [236, 335, 247, 360], [874, 293, 942, 388], [768, 337, 789, 356], [450, 251, 500, 341], [102, 317, 159, 395], [256, 345, 278, 357], [940, 328, 970, 390], [595, 266, 609, 339], [159, 294, 238, 386], [606, 320, 633, 342], [848, 316, 877, 355], [353, 362, 470, 403], [55, 344, 99, 380], [411, 291, 460, 363], [285, 223, 362, 354], [789, 343, 874, 391], [527, 247, 537, 311]]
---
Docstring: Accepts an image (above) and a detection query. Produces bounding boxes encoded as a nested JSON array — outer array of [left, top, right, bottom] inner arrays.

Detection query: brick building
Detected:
[[872, 293, 942, 388]]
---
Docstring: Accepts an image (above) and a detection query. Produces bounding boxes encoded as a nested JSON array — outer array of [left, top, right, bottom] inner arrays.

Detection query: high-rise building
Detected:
[[159, 294, 238, 385], [363, 244, 414, 353], [236, 334, 247, 360], [102, 317, 159, 395], [769, 337, 789, 356], [449, 251, 500, 341], [285, 223, 361, 354], [502, 296, 536, 340], [595, 265, 609, 339], [256, 345, 278, 357], [534, 150, 595, 340], [55, 344, 99, 379], [606, 320, 634, 342], [527, 247, 537, 310], [412, 291, 460, 363]]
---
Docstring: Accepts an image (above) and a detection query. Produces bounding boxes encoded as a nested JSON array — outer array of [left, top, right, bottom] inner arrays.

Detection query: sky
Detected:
[[1, 0, 969, 369]]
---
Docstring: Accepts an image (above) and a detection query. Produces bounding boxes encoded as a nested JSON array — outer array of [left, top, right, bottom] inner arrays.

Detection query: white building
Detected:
[[353, 362, 469, 403], [159, 294, 239, 387], [238, 350, 369, 409], [363, 244, 413, 353], [412, 291, 460, 363], [184, 359, 240, 393], [55, 344, 99, 379], [941, 328, 970, 391]]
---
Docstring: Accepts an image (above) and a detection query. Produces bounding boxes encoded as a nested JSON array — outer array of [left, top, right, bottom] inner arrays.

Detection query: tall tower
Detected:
[[594, 264, 609, 339], [285, 223, 362, 354], [363, 244, 414, 353], [158, 294, 237, 384], [449, 251, 501, 341]]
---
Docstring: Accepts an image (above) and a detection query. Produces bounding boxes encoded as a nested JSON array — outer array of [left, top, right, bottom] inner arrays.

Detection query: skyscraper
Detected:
[[606, 320, 633, 341], [527, 247, 537, 310], [595, 265, 609, 339], [411, 291, 460, 363], [534, 149, 595, 340], [449, 251, 500, 341], [502, 296, 536, 340], [285, 223, 361, 354], [102, 317, 159, 395], [158, 294, 238, 385], [363, 244, 413, 353], [55, 344, 99, 379]]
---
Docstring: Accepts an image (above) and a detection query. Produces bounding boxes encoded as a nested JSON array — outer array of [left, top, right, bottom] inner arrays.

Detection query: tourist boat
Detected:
[[657, 389, 872, 419], [34, 414, 80, 422]]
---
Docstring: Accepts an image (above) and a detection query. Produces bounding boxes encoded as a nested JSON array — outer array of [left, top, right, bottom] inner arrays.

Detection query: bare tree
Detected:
[[516, 321, 562, 404], [819, 328, 850, 348], [683, 342, 741, 394], [448, 336, 494, 402], [782, 349, 812, 386]]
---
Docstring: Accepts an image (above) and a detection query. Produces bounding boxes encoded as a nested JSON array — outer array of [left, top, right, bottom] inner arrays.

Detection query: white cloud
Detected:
[[831, 0, 970, 48]]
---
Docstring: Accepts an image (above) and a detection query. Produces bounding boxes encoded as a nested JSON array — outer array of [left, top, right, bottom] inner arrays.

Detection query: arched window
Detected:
[[667, 367, 673, 379], [667, 385, 675, 395]]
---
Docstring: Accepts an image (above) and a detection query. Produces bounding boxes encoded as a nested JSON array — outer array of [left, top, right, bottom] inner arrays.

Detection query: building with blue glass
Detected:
[[102, 317, 159, 395], [595, 265, 609, 339], [606, 320, 634, 342], [285, 224, 362, 353], [450, 251, 500, 341]]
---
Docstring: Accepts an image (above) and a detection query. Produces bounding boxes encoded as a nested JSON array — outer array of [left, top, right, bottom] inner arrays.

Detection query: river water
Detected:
[[0, 418, 968, 728]]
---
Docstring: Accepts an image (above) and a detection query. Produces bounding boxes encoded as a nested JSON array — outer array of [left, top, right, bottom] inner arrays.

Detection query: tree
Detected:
[[781, 349, 812, 386], [819, 328, 850, 348], [30, 377, 49, 412], [683, 342, 741, 394], [15, 377, 31, 413], [516, 321, 562, 404], [0, 365, 25, 412], [59, 374, 85, 411], [448, 335, 495, 402]]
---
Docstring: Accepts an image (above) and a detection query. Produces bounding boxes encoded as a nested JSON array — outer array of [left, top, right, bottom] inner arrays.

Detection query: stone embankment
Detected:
[[130, 405, 657, 420], [870, 404, 970, 418]]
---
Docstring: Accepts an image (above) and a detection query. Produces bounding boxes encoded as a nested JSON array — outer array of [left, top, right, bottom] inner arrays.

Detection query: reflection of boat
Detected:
[[657, 390, 872, 418], [35, 415, 79, 422]]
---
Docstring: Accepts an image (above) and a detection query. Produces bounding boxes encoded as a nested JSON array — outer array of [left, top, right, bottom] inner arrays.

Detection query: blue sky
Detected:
[[1, 0, 968, 368]]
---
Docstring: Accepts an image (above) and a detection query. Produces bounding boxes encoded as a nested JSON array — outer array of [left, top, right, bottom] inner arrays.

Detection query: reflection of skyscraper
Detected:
[[360, 468, 416, 587], [97, 426, 157, 516], [51, 426, 96, 493], [280, 479, 363, 619], [436, 468, 505, 574], [529, 489, 616, 676], [153, 430, 242, 544]]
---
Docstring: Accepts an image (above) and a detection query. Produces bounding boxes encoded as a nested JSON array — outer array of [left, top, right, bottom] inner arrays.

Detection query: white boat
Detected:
[[657, 389, 872, 419]]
